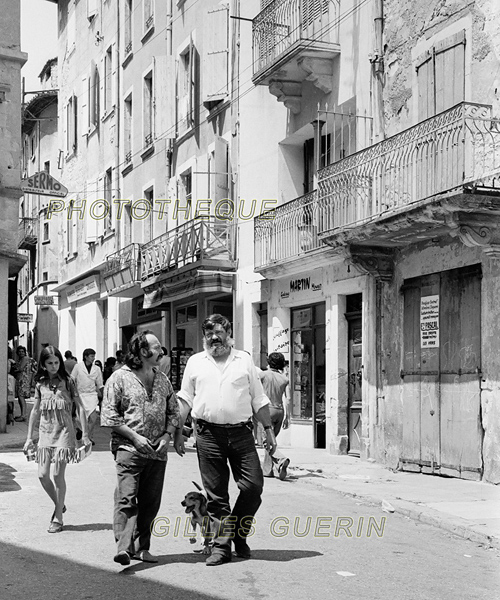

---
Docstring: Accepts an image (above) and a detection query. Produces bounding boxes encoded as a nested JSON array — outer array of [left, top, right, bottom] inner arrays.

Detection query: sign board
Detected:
[[66, 274, 100, 304], [278, 269, 324, 305], [21, 172, 68, 198], [18, 313, 33, 322], [420, 295, 439, 348], [34, 295, 55, 305]]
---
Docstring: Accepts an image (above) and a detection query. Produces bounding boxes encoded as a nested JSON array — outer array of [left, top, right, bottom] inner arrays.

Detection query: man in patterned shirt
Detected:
[[101, 331, 183, 566]]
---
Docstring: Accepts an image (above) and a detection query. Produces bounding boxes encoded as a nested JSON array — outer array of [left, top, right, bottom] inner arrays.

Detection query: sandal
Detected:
[[48, 520, 63, 533]]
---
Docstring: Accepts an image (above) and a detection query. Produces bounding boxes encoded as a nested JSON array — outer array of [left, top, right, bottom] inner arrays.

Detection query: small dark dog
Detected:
[[181, 482, 211, 554]]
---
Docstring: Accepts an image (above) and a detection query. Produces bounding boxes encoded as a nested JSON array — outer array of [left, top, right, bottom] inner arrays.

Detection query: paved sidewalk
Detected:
[[1, 405, 499, 550]]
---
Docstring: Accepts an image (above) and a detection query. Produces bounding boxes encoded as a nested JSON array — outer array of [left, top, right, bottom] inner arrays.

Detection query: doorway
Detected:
[[401, 265, 482, 479], [346, 293, 362, 456], [291, 303, 326, 448]]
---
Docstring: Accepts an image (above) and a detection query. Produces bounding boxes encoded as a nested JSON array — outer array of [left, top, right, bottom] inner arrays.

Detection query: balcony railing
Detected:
[[253, 0, 339, 78], [18, 217, 38, 249], [145, 14, 154, 30], [125, 41, 132, 55], [141, 217, 235, 280], [255, 190, 324, 269], [144, 133, 153, 148], [318, 102, 500, 234], [104, 243, 142, 294]]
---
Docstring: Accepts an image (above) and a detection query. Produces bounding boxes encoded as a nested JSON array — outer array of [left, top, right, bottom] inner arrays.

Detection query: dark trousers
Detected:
[[113, 450, 167, 555], [196, 420, 264, 556]]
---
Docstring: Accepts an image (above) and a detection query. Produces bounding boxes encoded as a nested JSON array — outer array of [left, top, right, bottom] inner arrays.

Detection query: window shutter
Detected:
[[111, 43, 117, 108], [203, 3, 229, 107], [96, 176, 105, 238], [188, 37, 195, 127], [100, 56, 105, 119], [87, 0, 98, 21], [72, 94, 78, 151], [85, 181, 98, 243], [214, 136, 229, 202], [154, 55, 176, 140], [416, 50, 435, 121], [81, 75, 88, 135], [434, 30, 465, 113]]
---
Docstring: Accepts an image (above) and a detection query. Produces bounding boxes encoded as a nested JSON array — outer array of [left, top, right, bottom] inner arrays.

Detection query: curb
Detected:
[[293, 468, 500, 551]]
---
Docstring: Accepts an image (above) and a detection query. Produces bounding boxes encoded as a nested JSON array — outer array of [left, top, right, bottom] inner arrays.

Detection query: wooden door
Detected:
[[401, 265, 482, 479], [347, 315, 362, 455]]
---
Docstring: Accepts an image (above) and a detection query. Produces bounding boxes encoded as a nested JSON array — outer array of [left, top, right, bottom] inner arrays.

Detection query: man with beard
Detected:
[[101, 331, 183, 565], [177, 314, 277, 566]]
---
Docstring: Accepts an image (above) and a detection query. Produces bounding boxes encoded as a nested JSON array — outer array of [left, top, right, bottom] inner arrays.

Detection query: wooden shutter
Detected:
[[416, 50, 435, 121], [154, 55, 176, 139], [111, 42, 117, 109], [81, 75, 88, 135], [85, 181, 98, 243], [188, 37, 195, 127], [203, 3, 229, 107], [214, 136, 229, 202], [434, 30, 465, 114]]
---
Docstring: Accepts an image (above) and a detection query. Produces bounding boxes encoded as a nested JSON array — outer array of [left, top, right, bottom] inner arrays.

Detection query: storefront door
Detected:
[[347, 313, 362, 456], [402, 265, 482, 479], [291, 304, 326, 448]]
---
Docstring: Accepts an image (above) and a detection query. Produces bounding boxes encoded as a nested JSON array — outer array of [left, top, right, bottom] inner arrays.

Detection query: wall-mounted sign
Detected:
[[66, 275, 100, 304], [34, 295, 55, 305], [18, 313, 33, 322], [421, 295, 439, 348], [278, 269, 323, 305], [21, 171, 68, 198]]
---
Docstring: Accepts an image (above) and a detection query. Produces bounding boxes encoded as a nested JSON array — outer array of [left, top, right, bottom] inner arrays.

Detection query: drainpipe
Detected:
[[165, 0, 173, 188], [370, 0, 385, 141]]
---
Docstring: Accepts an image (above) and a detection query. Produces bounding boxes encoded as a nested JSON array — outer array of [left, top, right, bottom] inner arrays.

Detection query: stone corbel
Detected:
[[268, 80, 302, 114], [452, 223, 500, 261], [297, 56, 334, 93], [345, 245, 395, 281]]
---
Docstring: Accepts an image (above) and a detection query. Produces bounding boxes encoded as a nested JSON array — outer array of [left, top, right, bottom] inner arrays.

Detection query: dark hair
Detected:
[[202, 314, 232, 336], [16, 346, 27, 356], [64, 350, 73, 359], [105, 356, 117, 368], [83, 348, 96, 360], [35, 345, 69, 382], [116, 349, 124, 359], [268, 352, 285, 370], [94, 360, 103, 370], [125, 331, 154, 370], [161, 347, 168, 356]]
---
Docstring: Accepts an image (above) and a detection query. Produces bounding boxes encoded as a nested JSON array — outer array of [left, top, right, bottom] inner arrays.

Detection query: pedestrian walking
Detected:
[[177, 313, 277, 566], [63, 350, 77, 376], [14, 345, 36, 421], [100, 331, 183, 566], [23, 345, 90, 533], [71, 348, 103, 444], [260, 352, 291, 480]]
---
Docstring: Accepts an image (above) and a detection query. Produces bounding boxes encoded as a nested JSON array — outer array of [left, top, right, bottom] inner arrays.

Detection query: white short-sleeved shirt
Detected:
[[177, 349, 270, 424]]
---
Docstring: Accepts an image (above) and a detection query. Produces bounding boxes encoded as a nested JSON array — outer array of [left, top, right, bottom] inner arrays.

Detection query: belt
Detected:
[[197, 418, 251, 429]]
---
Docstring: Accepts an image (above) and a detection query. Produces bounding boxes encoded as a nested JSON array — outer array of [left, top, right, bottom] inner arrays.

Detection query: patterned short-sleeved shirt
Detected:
[[101, 365, 180, 461]]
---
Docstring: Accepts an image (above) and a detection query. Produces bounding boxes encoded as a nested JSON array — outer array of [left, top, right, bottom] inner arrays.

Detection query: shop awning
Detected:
[[143, 270, 234, 309]]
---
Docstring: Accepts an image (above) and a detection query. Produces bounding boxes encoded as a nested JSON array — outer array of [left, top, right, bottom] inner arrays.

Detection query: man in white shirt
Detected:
[[72, 348, 104, 444], [177, 314, 277, 566]]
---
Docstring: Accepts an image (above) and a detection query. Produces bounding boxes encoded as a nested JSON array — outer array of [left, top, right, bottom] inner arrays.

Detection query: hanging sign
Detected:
[[420, 295, 439, 348], [18, 313, 33, 322], [21, 171, 68, 198]]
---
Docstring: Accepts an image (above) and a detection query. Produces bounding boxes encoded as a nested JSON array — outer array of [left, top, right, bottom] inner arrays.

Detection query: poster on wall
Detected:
[[420, 295, 439, 348]]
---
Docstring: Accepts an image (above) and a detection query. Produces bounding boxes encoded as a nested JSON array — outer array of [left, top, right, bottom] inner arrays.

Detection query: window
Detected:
[[90, 64, 100, 130], [144, 0, 154, 31], [42, 272, 49, 296], [125, 0, 133, 54], [44, 161, 50, 173], [144, 71, 153, 146], [144, 187, 154, 242], [43, 221, 49, 242], [178, 170, 192, 226], [124, 94, 133, 162], [104, 46, 113, 114], [104, 168, 113, 233], [30, 131, 37, 161], [416, 30, 466, 120], [87, 0, 98, 22], [178, 40, 195, 133], [66, 199, 77, 255], [66, 94, 78, 155], [303, 135, 330, 194]]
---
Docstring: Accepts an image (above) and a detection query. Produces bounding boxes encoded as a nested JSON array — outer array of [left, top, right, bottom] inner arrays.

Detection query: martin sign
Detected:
[[21, 172, 68, 198]]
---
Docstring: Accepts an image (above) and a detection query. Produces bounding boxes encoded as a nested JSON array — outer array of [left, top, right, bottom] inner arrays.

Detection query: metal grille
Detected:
[[318, 102, 500, 234]]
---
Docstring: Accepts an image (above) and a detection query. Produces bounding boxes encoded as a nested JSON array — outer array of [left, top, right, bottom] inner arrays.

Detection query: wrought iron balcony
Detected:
[[103, 243, 142, 297], [255, 191, 328, 270], [252, 0, 340, 86], [141, 217, 236, 281], [145, 14, 154, 30], [318, 103, 500, 246], [144, 133, 153, 148], [19, 217, 38, 249]]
